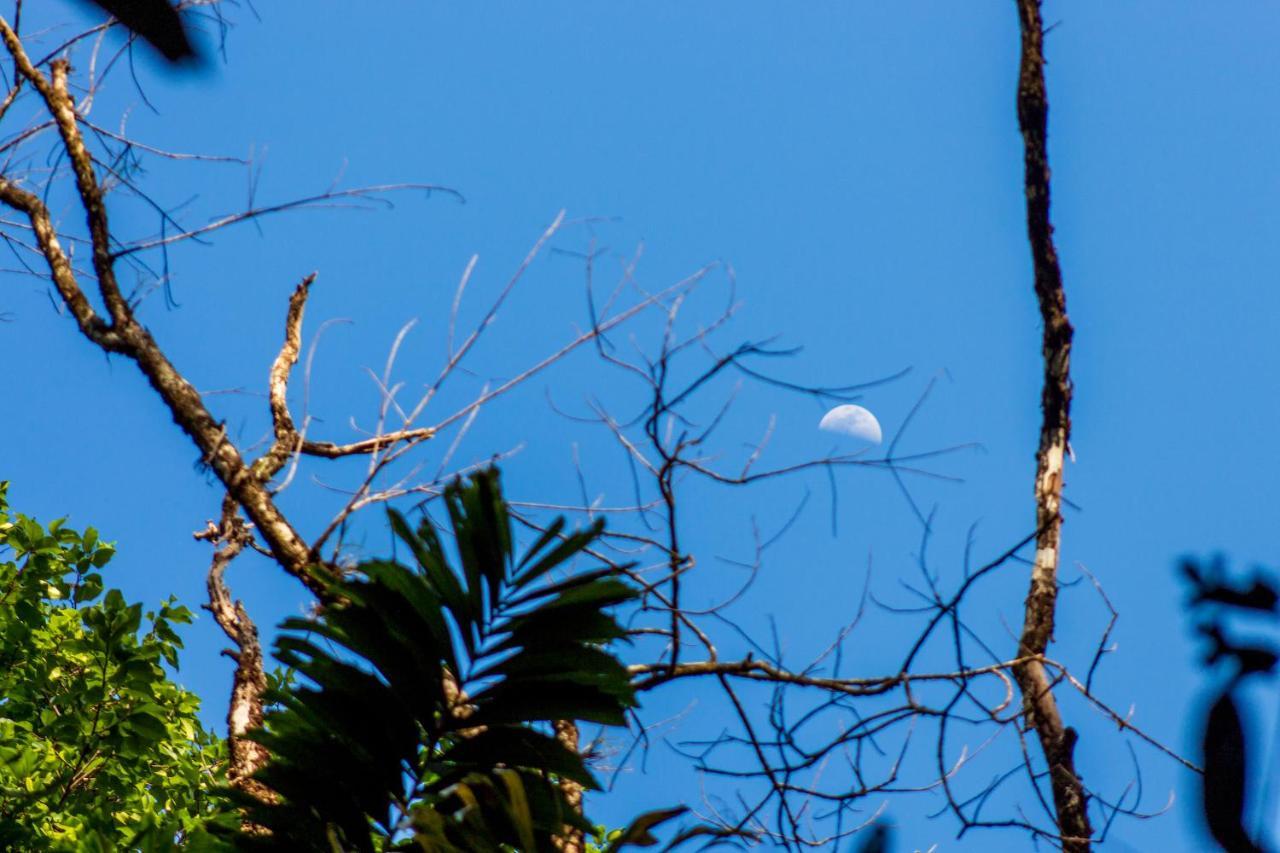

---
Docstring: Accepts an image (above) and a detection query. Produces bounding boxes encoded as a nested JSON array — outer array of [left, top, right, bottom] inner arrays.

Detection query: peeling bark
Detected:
[[0, 22, 329, 599], [552, 719, 585, 853], [197, 505, 273, 809], [1011, 2, 1093, 850]]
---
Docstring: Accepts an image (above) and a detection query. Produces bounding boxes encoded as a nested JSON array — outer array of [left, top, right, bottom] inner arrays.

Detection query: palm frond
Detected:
[[230, 467, 639, 851]]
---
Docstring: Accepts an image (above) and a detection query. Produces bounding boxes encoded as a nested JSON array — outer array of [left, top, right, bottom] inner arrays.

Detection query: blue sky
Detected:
[[4, 1, 1280, 849]]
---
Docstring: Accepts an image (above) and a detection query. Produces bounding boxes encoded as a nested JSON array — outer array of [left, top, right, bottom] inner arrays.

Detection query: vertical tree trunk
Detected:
[[553, 719, 586, 853], [197, 506, 275, 833], [1011, 1, 1093, 850]]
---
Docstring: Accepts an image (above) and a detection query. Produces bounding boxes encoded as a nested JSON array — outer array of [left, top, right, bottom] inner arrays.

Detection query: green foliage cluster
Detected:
[[0, 471, 690, 851], [0, 482, 226, 850], [232, 468, 676, 851]]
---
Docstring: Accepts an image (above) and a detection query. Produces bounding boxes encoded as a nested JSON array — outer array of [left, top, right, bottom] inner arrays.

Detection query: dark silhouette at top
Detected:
[[81, 0, 196, 63]]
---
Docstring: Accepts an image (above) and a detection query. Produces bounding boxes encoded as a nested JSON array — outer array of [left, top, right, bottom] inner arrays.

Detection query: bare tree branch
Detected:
[[0, 9, 1194, 849], [193, 501, 273, 819], [1010, 1, 1092, 849]]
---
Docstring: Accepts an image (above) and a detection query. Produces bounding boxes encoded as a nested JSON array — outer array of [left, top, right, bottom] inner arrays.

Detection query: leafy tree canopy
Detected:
[[0, 482, 227, 850]]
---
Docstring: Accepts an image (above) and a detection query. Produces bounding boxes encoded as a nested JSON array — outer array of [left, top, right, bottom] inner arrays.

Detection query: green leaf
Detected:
[[387, 510, 473, 656], [441, 727, 597, 788], [513, 518, 605, 590], [602, 806, 689, 850], [471, 682, 633, 728], [90, 545, 115, 568], [515, 517, 566, 571], [77, 573, 104, 604]]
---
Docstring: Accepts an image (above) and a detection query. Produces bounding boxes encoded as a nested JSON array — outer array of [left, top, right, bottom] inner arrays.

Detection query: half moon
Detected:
[[818, 404, 882, 444]]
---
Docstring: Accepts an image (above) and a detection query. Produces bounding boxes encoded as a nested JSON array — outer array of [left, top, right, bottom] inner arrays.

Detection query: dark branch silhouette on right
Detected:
[[80, 0, 196, 63], [1184, 557, 1277, 853]]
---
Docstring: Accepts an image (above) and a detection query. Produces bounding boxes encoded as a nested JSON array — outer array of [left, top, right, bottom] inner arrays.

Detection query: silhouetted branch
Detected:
[[1009, 1, 1092, 849]]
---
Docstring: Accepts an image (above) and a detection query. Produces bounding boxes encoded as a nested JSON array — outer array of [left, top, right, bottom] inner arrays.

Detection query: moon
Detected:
[[818, 404, 882, 444]]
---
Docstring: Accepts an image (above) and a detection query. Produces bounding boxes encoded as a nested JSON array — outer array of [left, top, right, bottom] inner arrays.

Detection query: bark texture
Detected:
[[552, 719, 585, 853], [0, 23, 329, 599], [198, 505, 273, 808], [1011, 2, 1093, 850]]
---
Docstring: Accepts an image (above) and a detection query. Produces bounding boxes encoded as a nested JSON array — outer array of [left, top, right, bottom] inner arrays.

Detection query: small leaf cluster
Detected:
[[0, 482, 227, 850]]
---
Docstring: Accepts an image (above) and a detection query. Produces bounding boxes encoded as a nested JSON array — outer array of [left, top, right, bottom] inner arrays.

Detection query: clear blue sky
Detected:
[[4, 1, 1280, 849]]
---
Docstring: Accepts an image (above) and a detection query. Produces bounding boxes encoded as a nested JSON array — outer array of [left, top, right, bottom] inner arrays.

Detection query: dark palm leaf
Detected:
[[228, 467, 640, 851]]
